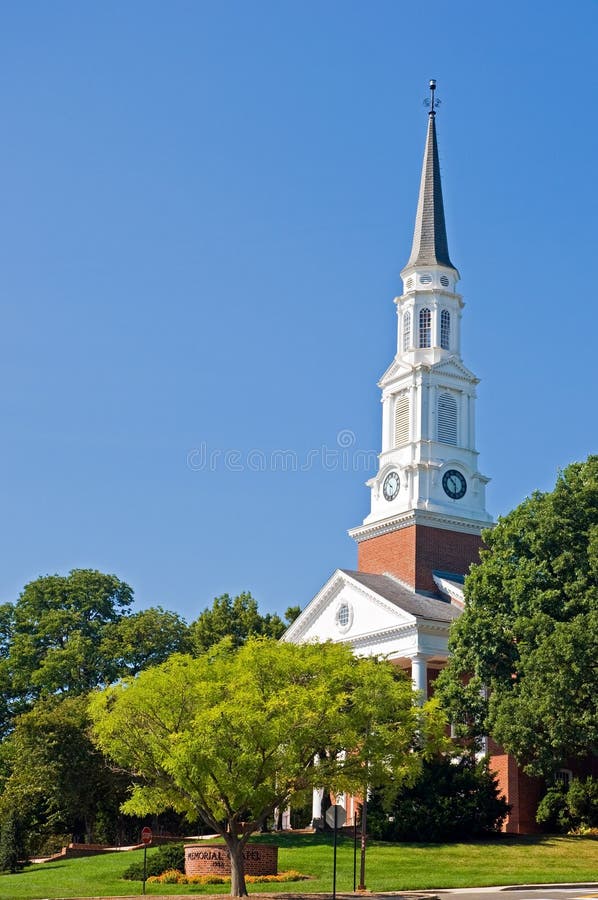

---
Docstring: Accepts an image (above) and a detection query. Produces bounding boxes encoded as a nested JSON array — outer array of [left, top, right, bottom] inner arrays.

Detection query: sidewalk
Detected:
[[46, 888, 598, 900]]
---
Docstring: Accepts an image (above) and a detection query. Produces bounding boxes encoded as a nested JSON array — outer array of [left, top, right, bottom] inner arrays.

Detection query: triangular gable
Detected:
[[283, 569, 416, 645], [430, 356, 478, 383], [378, 356, 412, 387]]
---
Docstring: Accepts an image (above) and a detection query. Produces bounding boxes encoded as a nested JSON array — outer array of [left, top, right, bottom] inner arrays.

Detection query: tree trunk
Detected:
[[224, 834, 248, 898]]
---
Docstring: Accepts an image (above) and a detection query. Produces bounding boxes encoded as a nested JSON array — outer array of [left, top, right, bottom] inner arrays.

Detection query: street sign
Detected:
[[325, 803, 346, 830], [141, 826, 153, 844]]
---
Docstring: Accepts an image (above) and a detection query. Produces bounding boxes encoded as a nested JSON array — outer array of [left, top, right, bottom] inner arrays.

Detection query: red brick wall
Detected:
[[489, 749, 543, 834], [357, 524, 483, 590], [358, 526, 417, 586], [184, 844, 278, 876]]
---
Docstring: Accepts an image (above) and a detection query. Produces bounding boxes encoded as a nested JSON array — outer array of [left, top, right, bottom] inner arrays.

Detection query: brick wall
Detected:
[[357, 523, 483, 590], [184, 844, 278, 877], [358, 526, 416, 585], [488, 747, 543, 834]]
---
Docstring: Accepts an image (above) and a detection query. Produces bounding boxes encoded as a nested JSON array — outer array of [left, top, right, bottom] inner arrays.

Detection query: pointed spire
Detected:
[[404, 80, 455, 272]]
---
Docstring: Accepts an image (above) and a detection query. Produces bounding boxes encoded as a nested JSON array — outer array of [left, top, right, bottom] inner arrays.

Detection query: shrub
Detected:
[[537, 777, 598, 833], [0, 807, 25, 873], [122, 842, 185, 880], [368, 754, 510, 842]]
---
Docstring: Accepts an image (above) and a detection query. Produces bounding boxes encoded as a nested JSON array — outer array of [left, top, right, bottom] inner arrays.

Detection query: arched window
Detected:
[[438, 392, 458, 445], [402, 311, 411, 351], [394, 392, 410, 446], [440, 310, 450, 349], [419, 308, 431, 348]]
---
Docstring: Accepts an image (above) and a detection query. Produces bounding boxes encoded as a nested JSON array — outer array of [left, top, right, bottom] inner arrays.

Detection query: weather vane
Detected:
[[423, 78, 441, 116]]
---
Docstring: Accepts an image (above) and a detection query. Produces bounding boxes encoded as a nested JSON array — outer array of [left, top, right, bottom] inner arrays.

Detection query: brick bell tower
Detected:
[[349, 81, 492, 593]]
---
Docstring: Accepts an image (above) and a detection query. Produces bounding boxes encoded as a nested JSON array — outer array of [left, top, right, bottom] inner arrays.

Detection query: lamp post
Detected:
[[358, 791, 367, 891]]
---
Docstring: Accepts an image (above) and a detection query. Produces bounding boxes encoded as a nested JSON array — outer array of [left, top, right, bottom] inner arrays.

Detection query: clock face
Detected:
[[382, 470, 400, 501], [442, 469, 467, 500]]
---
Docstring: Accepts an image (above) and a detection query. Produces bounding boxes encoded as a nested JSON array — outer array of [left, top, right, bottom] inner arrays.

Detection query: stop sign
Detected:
[[325, 804, 347, 830], [141, 826, 152, 844]]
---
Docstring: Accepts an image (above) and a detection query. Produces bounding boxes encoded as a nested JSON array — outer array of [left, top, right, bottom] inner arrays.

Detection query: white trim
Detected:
[[348, 508, 493, 543]]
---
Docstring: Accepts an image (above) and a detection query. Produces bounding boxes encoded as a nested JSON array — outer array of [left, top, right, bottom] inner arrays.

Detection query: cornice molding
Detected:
[[349, 508, 493, 543]]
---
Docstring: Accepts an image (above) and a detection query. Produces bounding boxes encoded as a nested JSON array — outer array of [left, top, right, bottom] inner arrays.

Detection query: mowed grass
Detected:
[[0, 833, 596, 899]]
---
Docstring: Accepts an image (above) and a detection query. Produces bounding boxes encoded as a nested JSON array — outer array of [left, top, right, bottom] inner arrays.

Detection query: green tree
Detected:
[[188, 592, 289, 654], [283, 605, 302, 625], [1, 570, 190, 732], [90, 638, 445, 897], [100, 606, 190, 676], [368, 753, 509, 842], [0, 696, 129, 851], [436, 456, 598, 778], [0, 569, 191, 852], [0, 805, 24, 873], [9, 569, 134, 704], [536, 777, 598, 833]]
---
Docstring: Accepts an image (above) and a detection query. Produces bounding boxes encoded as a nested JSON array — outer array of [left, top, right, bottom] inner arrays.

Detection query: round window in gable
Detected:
[[440, 275, 450, 287], [335, 601, 353, 633], [420, 274, 432, 284]]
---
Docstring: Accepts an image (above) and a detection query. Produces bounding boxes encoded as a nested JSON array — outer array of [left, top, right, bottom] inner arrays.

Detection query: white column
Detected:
[[411, 654, 428, 704], [469, 392, 476, 448], [421, 380, 430, 442], [409, 383, 417, 443], [312, 787, 323, 826], [381, 395, 391, 452]]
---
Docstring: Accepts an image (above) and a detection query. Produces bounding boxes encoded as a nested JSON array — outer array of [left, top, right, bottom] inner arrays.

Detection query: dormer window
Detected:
[[419, 308, 431, 348], [440, 310, 450, 350], [403, 311, 411, 351]]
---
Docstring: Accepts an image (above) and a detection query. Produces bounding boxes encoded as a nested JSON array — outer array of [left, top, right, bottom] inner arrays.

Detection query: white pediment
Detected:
[[378, 357, 412, 387], [430, 356, 478, 383], [282, 569, 416, 646]]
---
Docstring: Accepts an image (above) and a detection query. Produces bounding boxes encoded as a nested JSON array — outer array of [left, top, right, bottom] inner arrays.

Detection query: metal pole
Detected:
[[332, 805, 338, 900], [353, 810, 358, 892], [358, 792, 367, 891], [142, 843, 147, 895]]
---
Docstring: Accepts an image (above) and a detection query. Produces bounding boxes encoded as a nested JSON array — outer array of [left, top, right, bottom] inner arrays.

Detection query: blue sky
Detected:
[[1, 1, 596, 622]]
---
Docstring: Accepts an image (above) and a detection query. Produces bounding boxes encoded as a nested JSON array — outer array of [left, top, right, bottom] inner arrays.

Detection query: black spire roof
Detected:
[[404, 107, 455, 271]]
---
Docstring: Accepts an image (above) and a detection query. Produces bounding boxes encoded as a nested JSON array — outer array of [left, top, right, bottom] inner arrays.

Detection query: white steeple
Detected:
[[351, 81, 491, 543]]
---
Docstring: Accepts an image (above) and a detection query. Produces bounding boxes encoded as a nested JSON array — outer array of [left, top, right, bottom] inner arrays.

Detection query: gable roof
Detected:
[[339, 570, 460, 624]]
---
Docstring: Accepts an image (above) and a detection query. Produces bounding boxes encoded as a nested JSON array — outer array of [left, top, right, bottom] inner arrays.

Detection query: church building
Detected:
[[284, 81, 539, 834]]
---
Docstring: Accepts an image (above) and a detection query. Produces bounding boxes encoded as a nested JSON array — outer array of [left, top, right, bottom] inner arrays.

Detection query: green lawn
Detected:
[[0, 833, 596, 899]]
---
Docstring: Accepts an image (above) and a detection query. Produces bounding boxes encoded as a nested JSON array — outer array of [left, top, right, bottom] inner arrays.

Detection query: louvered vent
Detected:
[[438, 393, 458, 444], [394, 393, 410, 446], [406, 277, 414, 291], [440, 275, 449, 287]]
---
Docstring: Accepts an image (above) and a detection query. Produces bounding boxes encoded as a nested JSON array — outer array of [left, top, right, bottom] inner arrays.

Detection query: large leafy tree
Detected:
[[0, 569, 190, 850], [436, 456, 598, 777], [2, 569, 189, 730], [90, 638, 445, 896], [188, 592, 293, 655], [0, 696, 130, 852], [8, 569, 133, 707]]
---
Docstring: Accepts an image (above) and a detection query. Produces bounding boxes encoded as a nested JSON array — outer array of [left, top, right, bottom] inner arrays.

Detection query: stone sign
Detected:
[[184, 843, 278, 877]]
